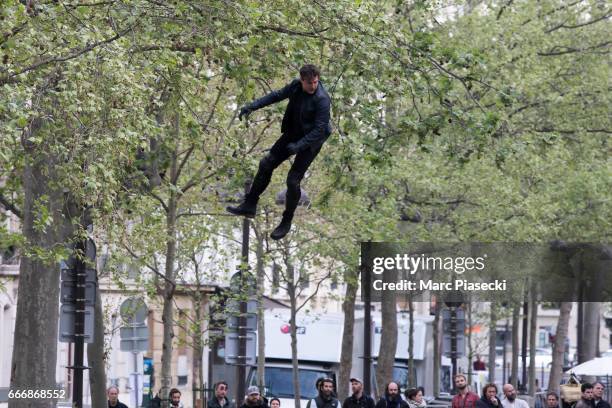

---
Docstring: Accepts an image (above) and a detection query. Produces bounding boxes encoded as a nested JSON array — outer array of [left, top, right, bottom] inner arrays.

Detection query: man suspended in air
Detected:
[[227, 64, 332, 240]]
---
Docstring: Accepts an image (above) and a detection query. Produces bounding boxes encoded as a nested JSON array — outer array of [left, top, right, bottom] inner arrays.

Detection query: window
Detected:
[[248, 367, 334, 399]]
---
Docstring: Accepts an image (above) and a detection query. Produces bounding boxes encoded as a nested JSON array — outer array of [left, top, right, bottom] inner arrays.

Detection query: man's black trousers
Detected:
[[245, 134, 321, 219]]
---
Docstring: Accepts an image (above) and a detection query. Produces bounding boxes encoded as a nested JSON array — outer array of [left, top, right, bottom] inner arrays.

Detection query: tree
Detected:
[[375, 275, 397, 398]]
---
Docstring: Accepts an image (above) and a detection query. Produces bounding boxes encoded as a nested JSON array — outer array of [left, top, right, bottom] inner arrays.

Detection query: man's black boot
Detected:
[[270, 214, 293, 240], [227, 200, 257, 218]]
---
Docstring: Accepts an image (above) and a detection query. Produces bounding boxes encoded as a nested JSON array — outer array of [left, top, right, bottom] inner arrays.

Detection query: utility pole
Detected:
[[236, 181, 250, 406], [73, 238, 87, 408], [363, 259, 372, 396]]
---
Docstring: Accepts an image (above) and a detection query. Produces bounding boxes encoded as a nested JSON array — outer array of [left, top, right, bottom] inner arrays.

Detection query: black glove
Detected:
[[238, 105, 252, 121], [286, 143, 299, 155]]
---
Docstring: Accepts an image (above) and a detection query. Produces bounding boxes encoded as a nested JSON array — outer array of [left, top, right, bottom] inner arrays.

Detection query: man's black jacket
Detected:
[[375, 396, 408, 408], [247, 79, 332, 153], [209, 397, 235, 408], [344, 394, 375, 408], [240, 397, 269, 408]]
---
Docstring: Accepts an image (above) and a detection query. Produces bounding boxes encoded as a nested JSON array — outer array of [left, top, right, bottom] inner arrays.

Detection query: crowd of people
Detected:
[[105, 374, 609, 408], [450, 374, 610, 408]]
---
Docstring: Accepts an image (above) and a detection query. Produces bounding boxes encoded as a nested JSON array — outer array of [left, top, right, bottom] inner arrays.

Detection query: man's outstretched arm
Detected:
[[239, 79, 299, 119]]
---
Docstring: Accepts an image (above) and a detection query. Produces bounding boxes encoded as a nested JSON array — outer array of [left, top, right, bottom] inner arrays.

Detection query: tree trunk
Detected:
[[511, 305, 520, 389], [487, 304, 497, 384], [193, 290, 203, 408], [408, 298, 415, 389], [89, 287, 108, 408], [375, 270, 397, 398], [528, 292, 537, 396], [466, 300, 473, 386], [10, 108, 70, 408], [161, 116, 180, 408], [582, 302, 600, 361], [433, 303, 441, 397], [338, 270, 359, 401], [255, 231, 266, 392], [548, 302, 572, 394]]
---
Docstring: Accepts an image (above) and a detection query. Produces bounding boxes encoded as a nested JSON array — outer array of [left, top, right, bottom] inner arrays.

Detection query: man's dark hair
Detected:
[[215, 381, 229, 391], [581, 383, 593, 393], [482, 383, 498, 398], [593, 382, 605, 388], [320, 378, 334, 387], [169, 388, 181, 398], [300, 64, 320, 80], [546, 392, 559, 400], [405, 388, 419, 400]]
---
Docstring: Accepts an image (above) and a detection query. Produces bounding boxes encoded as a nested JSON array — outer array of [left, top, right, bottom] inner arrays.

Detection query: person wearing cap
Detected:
[[241, 386, 269, 408], [343, 378, 375, 408], [307, 378, 341, 408]]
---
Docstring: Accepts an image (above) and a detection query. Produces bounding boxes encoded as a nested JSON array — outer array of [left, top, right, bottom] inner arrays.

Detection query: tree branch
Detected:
[[545, 12, 611, 33], [257, 25, 331, 39], [538, 41, 611, 56], [496, 0, 514, 20], [0, 194, 23, 219], [0, 26, 133, 85]]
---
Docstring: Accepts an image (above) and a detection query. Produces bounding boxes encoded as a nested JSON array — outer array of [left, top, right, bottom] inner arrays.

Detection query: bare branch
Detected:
[[0, 194, 23, 219], [545, 11, 611, 33], [538, 41, 611, 56], [149, 190, 169, 213], [257, 25, 331, 39], [496, 0, 514, 21]]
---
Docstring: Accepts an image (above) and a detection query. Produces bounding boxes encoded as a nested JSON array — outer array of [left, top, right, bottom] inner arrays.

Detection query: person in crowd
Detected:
[[169, 388, 184, 408], [546, 392, 560, 408], [343, 377, 375, 408], [375, 382, 408, 408], [405, 388, 427, 408], [209, 381, 235, 408], [240, 386, 268, 408], [473, 355, 486, 371], [575, 384, 595, 408], [593, 382, 610, 408], [451, 374, 479, 408], [308, 378, 341, 408], [476, 383, 503, 408], [150, 389, 162, 408], [270, 398, 281, 408], [107, 386, 128, 408], [501, 384, 529, 408]]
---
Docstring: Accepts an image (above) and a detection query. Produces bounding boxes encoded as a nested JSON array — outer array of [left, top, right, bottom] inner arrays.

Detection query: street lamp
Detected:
[[223, 183, 309, 405]]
